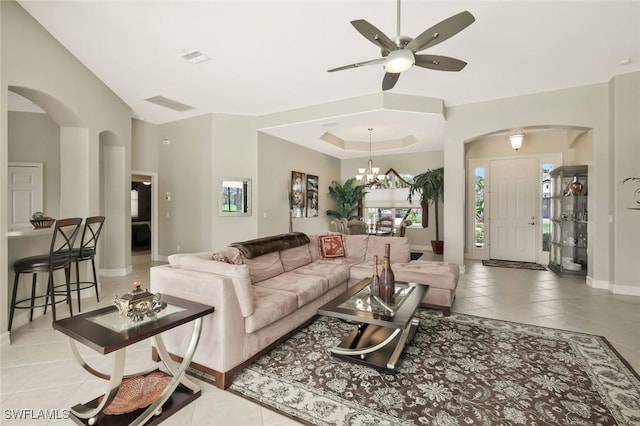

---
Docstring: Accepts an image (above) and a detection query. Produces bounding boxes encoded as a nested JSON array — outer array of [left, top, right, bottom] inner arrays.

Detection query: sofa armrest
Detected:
[[150, 265, 246, 373]]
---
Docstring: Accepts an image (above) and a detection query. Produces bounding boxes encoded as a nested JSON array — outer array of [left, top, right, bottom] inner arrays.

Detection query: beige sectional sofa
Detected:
[[150, 232, 459, 389]]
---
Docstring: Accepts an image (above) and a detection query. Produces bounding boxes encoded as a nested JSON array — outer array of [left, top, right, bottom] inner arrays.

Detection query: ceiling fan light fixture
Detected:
[[384, 49, 415, 73]]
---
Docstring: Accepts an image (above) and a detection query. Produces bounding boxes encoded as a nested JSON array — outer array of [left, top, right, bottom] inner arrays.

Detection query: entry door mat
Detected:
[[482, 259, 547, 271], [229, 310, 639, 425]]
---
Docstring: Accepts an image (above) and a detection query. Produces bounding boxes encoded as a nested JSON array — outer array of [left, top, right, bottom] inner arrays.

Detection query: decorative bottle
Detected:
[[379, 244, 395, 301], [370, 255, 380, 297], [567, 176, 583, 195]]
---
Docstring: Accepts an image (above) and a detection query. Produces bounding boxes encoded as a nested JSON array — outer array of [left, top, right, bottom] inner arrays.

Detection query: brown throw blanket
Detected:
[[229, 232, 310, 259]]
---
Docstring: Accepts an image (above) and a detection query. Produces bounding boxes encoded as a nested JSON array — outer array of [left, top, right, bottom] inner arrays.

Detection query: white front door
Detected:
[[8, 162, 43, 229], [489, 158, 538, 262]]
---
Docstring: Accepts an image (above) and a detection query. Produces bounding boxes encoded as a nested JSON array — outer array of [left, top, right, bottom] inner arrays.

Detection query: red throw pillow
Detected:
[[318, 235, 346, 259]]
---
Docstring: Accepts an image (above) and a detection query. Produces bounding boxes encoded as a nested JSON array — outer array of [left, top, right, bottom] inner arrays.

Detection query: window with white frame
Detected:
[[363, 172, 422, 229]]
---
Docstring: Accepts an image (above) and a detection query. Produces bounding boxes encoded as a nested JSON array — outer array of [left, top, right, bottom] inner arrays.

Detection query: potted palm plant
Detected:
[[408, 167, 445, 254], [326, 178, 366, 220]]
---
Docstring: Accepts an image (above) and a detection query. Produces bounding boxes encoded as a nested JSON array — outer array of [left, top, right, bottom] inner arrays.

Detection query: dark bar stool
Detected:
[[69, 216, 105, 312], [8, 217, 83, 331]]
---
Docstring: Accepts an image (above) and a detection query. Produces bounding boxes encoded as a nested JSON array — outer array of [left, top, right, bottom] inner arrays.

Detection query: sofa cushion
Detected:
[[343, 234, 369, 263], [230, 232, 310, 259], [393, 261, 459, 289], [365, 236, 410, 263], [280, 245, 312, 271], [318, 234, 346, 259], [245, 286, 299, 333], [168, 247, 242, 267], [167, 251, 212, 268], [255, 272, 328, 308], [176, 255, 255, 317], [350, 260, 458, 291], [349, 260, 376, 282], [294, 260, 351, 290], [242, 251, 284, 284]]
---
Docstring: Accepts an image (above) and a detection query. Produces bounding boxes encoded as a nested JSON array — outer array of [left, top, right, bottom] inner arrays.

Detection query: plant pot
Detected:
[[431, 240, 444, 255]]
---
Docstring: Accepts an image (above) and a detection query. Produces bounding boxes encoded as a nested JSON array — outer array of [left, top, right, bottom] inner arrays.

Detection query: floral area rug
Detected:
[[482, 259, 547, 271], [229, 310, 640, 425]]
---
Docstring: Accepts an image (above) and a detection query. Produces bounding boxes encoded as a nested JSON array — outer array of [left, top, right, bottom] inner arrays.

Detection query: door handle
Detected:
[[528, 222, 535, 225]]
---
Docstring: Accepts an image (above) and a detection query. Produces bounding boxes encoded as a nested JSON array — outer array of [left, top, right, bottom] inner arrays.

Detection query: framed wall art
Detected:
[[306, 174, 319, 217], [290, 171, 306, 218]]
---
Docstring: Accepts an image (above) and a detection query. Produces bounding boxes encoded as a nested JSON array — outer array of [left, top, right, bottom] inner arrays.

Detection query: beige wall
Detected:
[[132, 118, 160, 173], [1, 0, 133, 333], [610, 72, 640, 292], [8, 111, 61, 219], [258, 132, 341, 237], [146, 112, 260, 256], [157, 114, 213, 255], [466, 129, 579, 160], [211, 114, 258, 246]]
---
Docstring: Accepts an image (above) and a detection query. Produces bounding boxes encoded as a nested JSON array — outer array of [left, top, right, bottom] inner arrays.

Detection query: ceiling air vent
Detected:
[[181, 50, 210, 64], [144, 96, 195, 112]]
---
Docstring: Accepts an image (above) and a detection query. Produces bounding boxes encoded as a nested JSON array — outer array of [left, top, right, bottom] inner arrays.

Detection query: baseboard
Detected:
[[9, 308, 46, 331], [100, 265, 133, 277], [587, 276, 640, 296], [1, 331, 10, 347], [612, 285, 640, 296]]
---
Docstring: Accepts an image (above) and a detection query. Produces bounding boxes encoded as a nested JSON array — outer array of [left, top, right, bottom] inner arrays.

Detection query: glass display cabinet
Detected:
[[549, 165, 588, 277]]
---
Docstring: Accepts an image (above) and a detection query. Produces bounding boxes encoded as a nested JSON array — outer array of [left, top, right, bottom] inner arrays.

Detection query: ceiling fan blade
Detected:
[[414, 54, 467, 71], [382, 73, 400, 91], [351, 19, 397, 52], [406, 11, 475, 53], [327, 58, 384, 73]]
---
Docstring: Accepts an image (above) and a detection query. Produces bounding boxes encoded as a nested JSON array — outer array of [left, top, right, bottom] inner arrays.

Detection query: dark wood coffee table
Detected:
[[318, 278, 428, 370], [53, 294, 214, 426]]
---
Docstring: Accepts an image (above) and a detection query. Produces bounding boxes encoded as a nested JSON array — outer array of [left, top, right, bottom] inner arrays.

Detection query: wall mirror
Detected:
[[219, 178, 251, 216]]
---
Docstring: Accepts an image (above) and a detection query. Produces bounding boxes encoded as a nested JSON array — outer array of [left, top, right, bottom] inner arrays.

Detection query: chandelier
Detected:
[[356, 128, 387, 184]]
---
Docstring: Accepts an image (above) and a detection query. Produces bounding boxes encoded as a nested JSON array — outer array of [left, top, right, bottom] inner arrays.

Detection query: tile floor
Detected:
[[1, 252, 638, 425]]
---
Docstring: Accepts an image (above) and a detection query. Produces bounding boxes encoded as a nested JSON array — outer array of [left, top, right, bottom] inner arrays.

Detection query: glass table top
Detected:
[[88, 303, 186, 333], [337, 282, 415, 317]]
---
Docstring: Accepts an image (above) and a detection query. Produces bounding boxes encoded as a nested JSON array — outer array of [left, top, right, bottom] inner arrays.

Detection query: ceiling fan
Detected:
[[328, 0, 475, 91]]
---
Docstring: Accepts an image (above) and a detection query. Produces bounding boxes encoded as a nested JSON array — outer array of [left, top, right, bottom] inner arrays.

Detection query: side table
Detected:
[[53, 294, 214, 425]]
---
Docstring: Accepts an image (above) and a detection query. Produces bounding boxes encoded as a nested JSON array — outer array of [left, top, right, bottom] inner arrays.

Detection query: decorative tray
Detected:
[[99, 371, 171, 415]]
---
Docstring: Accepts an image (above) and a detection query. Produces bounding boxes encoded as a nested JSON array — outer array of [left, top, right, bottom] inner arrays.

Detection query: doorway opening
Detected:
[[131, 171, 158, 261]]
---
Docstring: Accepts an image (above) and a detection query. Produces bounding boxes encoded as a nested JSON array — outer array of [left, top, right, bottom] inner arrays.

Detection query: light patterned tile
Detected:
[[191, 391, 264, 426], [262, 406, 302, 426], [1, 254, 638, 426], [2, 384, 78, 426]]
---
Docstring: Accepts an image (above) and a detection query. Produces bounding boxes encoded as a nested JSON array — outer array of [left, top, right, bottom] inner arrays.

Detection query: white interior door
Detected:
[[8, 162, 43, 229], [490, 158, 538, 262]]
